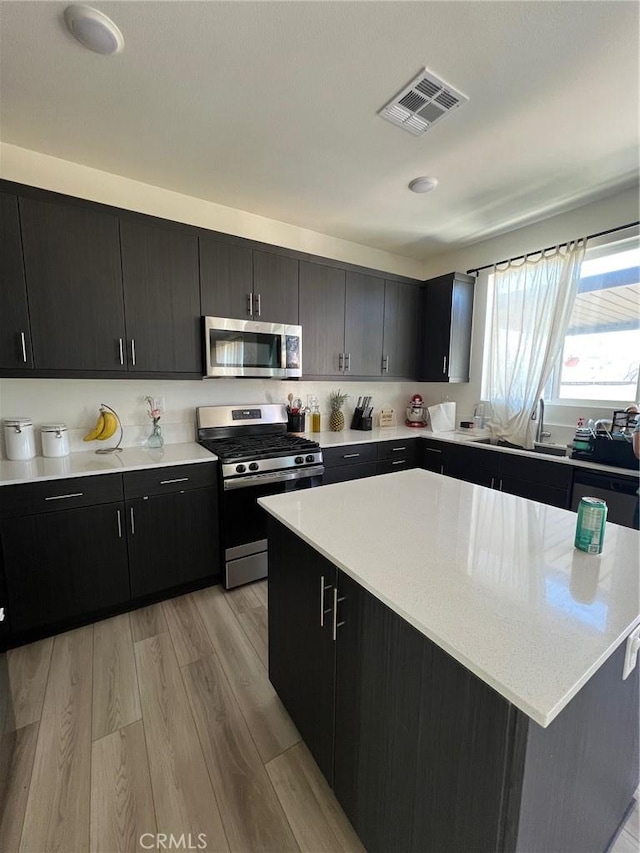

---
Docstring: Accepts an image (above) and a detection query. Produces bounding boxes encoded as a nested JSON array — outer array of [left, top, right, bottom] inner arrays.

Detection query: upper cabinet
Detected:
[[19, 196, 127, 372], [120, 217, 201, 373], [382, 280, 420, 378], [0, 193, 33, 370], [300, 261, 418, 379], [418, 272, 474, 382], [200, 236, 298, 324]]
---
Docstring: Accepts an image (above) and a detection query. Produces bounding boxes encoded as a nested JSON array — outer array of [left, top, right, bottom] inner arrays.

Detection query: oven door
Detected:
[[204, 316, 288, 378], [221, 466, 323, 588]]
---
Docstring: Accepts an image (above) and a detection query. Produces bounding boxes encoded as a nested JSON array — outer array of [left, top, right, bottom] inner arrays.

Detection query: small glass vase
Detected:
[[146, 421, 164, 448]]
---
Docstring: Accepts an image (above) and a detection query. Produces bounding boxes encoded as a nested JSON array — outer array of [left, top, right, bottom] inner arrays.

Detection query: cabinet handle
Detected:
[[130, 339, 136, 366], [320, 575, 333, 627], [116, 509, 122, 538], [254, 292, 261, 318], [440, 464, 444, 475], [332, 589, 347, 641], [130, 506, 135, 534], [159, 477, 189, 485], [338, 352, 344, 371], [392, 446, 406, 452], [44, 492, 83, 501], [246, 293, 253, 316], [343, 453, 360, 459], [382, 354, 390, 373], [424, 448, 441, 455], [345, 353, 351, 372], [490, 476, 495, 489], [443, 355, 447, 374], [118, 338, 124, 365], [20, 331, 27, 363], [0, 607, 5, 623], [392, 460, 405, 466], [498, 479, 503, 491]]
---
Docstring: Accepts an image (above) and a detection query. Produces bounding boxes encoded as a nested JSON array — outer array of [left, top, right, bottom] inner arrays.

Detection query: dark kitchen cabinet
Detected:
[[200, 237, 298, 324], [382, 280, 420, 378], [377, 438, 417, 474], [418, 272, 474, 382], [0, 502, 130, 635], [120, 218, 201, 373], [444, 441, 497, 487], [334, 572, 424, 853], [252, 250, 298, 324], [268, 519, 337, 783], [322, 442, 379, 485], [299, 261, 346, 376], [123, 465, 220, 599], [19, 196, 127, 372], [0, 193, 33, 370], [421, 438, 447, 474], [199, 237, 253, 320], [344, 271, 385, 376], [126, 487, 219, 598]]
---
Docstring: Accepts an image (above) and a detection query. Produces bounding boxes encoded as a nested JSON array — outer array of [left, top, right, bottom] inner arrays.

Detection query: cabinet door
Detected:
[[421, 440, 446, 473], [499, 476, 570, 508], [200, 236, 253, 320], [0, 193, 33, 370], [127, 487, 219, 599], [299, 261, 345, 376], [419, 272, 474, 383], [448, 277, 474, 382], [334, 571, 425, 853], [267, 519, 336, 784], [322, 461, 378, 485], [382, 281, 420, 378], [253, 251, 298, 325], [0, 504, 130, 634], [344, 272, 384, 376], [445, 443, 496, 488], [120, 218, 201, 373], [19, 197, 126, 371]]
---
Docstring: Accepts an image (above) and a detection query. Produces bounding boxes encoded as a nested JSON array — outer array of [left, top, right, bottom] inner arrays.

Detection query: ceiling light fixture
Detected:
[[408, 177, 438, 194], [64, 5, 124, 55]]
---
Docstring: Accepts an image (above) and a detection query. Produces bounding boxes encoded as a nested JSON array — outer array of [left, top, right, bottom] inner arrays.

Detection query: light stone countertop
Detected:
[[259, 468, 640, 728], [303, 425, 639, 478], [0, 442, 217, 486]]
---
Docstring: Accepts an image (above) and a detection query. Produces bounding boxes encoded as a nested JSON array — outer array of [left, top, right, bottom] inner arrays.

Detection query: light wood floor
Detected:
[[0, 580, 637, 853]]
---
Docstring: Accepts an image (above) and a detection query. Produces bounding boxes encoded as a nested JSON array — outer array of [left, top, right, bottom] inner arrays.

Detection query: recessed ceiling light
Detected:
[[408, 177, 438, 194], [64, 5, 124, 55]]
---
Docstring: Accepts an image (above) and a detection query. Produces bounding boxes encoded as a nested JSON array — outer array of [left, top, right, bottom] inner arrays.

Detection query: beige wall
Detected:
[[0, 143, 423, 280]]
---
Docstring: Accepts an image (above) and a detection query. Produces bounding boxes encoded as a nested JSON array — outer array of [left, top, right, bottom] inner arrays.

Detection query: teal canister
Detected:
[[574, 497, 607, 554]]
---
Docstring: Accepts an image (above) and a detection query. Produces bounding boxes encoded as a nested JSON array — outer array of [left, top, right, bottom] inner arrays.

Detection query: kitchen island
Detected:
[[259, 469, 639, 853]]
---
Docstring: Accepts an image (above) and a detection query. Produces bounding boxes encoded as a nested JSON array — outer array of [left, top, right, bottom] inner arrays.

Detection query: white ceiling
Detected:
[[1, 1, 638, 262]]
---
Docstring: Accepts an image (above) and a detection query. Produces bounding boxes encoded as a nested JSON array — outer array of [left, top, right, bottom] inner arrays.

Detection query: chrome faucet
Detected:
[[534, 398, 551, 443]]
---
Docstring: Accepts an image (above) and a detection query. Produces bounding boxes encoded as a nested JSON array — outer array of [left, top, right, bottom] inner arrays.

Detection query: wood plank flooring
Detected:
[[2, 578, 637, 852]]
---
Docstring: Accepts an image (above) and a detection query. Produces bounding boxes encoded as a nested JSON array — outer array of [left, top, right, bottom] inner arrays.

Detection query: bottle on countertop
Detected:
[[311, 398, 321, 433]]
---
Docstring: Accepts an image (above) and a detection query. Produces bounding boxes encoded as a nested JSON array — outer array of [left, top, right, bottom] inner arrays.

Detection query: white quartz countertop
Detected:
[[0, 442, 217, 486], [306, 426, 639, 478], [259, 468, 640, 727]]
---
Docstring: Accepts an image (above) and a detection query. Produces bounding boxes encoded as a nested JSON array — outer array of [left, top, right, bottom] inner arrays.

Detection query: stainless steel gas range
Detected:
[[197, 404, 324, 588]]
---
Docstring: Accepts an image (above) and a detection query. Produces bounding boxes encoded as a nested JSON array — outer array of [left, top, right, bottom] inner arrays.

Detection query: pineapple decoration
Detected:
[[328, 389, 349, 431]]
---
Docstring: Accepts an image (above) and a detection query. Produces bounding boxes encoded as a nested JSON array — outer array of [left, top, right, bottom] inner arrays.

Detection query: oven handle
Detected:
[[223, 464, 325, 491]]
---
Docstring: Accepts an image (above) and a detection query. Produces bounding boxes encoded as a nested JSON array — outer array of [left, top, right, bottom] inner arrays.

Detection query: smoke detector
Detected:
[[64, 5, 124, 55], [379, 68, 468, 136], [409, 177, 438, 194]]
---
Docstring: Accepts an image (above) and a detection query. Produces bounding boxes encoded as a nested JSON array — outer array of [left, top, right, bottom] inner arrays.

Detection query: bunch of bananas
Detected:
[[83, 407, 119, 442]]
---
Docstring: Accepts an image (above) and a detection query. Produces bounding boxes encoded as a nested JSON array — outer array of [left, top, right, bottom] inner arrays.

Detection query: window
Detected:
[[547, 226, 639, 403]]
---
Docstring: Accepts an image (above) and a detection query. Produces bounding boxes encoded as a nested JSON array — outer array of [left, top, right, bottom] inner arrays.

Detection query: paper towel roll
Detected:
[[427, 402, 456, 433]]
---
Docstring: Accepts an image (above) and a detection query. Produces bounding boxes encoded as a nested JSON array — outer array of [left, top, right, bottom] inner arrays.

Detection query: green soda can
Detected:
[[574, 497, 607, 554]]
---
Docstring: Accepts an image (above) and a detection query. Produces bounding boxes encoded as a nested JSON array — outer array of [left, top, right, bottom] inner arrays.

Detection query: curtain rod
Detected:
[[466, 221, 639, 276]]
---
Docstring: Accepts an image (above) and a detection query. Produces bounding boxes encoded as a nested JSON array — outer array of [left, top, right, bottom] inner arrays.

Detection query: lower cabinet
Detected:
[[322, 443, 379, 486], [0, 503, 130, 634], [0, 463, 220, 643], [127, 487, 219, 598]]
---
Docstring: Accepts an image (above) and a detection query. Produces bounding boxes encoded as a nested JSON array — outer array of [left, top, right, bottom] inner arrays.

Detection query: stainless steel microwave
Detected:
[[203, 317, 302, 379]]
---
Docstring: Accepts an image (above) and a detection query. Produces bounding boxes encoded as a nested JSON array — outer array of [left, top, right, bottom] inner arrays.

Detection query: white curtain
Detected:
[[485, 240, 585, 449]]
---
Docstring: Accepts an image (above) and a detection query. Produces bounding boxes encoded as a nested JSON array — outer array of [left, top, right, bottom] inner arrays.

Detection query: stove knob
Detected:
[[295, 456, 304, 464], [236, 464, 246, 474], [305, 454, 315, 463], [248, 462, 259, 471]]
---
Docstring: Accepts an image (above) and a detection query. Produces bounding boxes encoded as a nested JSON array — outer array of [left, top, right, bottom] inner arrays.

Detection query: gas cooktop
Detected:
[[199, 433, 319, 464]]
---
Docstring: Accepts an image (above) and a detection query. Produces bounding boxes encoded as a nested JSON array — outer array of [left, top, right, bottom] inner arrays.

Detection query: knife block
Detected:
[[350, 408, 372, 431]]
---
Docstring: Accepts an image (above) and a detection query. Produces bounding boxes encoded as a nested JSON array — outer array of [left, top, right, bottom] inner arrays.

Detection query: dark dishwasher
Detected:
[[571, 470, 638, 529]]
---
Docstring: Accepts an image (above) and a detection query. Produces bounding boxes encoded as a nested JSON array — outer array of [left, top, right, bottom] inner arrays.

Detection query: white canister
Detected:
[[41, 423, 70, 458], [3, 418, 36, 461]]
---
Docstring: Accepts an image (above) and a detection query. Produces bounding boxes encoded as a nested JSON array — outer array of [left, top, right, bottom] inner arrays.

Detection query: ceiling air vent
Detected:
[[378, 68, 468, 136]]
